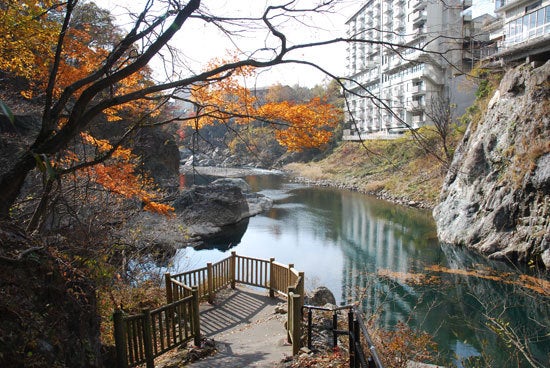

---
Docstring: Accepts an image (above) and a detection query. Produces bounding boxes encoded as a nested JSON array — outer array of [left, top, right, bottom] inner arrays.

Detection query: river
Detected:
[[170, 171, 549, 367]]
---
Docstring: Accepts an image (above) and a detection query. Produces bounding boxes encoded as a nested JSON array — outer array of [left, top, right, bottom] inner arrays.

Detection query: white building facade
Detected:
[[343, 0, 474, 140], [486, 0, 550, 62]]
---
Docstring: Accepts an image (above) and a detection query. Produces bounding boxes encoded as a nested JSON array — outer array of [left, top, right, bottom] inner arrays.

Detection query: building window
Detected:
[[525, 1, 542, 13]]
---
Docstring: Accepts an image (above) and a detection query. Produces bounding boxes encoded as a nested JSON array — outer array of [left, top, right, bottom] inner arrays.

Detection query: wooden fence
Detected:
[[113, 252, 305, 368]]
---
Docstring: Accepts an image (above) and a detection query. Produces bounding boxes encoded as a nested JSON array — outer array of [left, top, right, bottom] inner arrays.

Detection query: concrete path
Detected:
[[187, 286, 291, 367]]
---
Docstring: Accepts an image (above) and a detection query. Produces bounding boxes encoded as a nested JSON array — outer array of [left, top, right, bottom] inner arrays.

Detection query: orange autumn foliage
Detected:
[[191, 57, 340, 151], [76, 133, 174, 216], [257, 97, 340, 150], [1, 2, 171, 215], [0, 1, 159, 118]]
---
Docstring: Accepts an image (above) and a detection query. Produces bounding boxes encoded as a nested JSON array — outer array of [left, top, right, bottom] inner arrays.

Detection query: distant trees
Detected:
[[182, 80, 343, 166]]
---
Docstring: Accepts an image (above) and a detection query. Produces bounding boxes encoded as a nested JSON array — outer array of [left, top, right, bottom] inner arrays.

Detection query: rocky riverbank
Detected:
[[288, 174, 434, 210]]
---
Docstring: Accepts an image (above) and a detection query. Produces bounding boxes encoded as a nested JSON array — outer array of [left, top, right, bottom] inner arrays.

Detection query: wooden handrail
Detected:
[[114, 252, 305, 368]]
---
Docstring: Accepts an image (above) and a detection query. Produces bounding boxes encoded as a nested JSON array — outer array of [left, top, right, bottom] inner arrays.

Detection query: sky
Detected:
[[94, 0, 496, 88], [94, 0, 357, 87]]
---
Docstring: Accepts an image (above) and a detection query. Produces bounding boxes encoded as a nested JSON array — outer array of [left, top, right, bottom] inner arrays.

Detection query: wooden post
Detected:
[[287, 286, 296, 344], [269, 258, 275, 297], [192, 287, 201, 347], [290, 292, 302, 355], [207, 262, 214, 303], [142, 309, 154, 368], [165, 272, 173, 304], [298, 271, 305, 313], [288, 263, 294, 286], [113, 309, 128, 368], [230, 251, 236, 289], [307, 308, 313, 350]]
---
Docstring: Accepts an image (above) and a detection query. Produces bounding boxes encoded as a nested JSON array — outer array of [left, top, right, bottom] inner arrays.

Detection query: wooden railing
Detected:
[[113, 252, 305, 367], [113, 287, 200, 368]]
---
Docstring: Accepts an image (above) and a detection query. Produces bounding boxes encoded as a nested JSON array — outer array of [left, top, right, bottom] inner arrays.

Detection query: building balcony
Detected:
[[364, 60, 378, 69], [411, 64, 444, 85], [411, 83, 426, 94], [405, 27, 426, 43], [407, 48, 430, 62], [495, 0, 532, 13], [406, 100, 425, 112], [411, 114, 425, 128], [411, 0, 427, 11], [390, 56, 401, 69], [394, 8, 406, 18], [501, 15, 550, 50], [412, 11, 427, 27]]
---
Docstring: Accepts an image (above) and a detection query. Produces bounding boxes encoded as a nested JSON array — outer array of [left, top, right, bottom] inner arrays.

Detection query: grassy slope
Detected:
[[285, 131, 456, 209]]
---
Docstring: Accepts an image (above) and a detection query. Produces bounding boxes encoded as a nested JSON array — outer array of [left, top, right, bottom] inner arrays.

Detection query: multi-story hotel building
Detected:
[[343, 0, 477, 140], [485, 0, 550, 63]]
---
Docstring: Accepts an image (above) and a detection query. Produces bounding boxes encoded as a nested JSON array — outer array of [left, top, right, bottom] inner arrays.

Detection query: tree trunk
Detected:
[[0, 152, 36, 219]]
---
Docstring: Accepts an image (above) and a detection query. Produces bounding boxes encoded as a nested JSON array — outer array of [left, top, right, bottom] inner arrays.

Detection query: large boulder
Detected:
[[119, 178, 273, 249], [433, 61, 550, 268], [172, 178, 273, 241], [174, 184, 250, 228], [306, 286, 336, 306]]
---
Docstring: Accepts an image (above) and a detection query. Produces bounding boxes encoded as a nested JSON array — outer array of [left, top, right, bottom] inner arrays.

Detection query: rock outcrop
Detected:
[[306, 286, 336, 307], [123, 178, 273, 249], [433, 62, 550, 269]]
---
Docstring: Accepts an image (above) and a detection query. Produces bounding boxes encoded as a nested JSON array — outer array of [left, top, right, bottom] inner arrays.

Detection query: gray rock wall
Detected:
[[433, 61, 550, 269]]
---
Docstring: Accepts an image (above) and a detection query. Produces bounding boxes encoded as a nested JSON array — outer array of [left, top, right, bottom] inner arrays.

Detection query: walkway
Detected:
[[187, 286, 291, 367]]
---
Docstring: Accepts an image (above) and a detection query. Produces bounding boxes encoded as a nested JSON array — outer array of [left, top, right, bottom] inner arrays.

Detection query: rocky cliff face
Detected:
[[433, 61, 550, 269]]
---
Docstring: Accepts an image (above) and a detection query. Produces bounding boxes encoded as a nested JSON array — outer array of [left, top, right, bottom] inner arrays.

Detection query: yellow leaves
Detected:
[[1, 0, 157, 121], [0, 1, 59, 82], [191, 58, 258, 128]]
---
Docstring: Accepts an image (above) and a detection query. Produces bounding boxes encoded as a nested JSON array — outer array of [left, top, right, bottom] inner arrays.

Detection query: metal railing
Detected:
[[113, 252, 304, 367], [302, 304, 384, 368]]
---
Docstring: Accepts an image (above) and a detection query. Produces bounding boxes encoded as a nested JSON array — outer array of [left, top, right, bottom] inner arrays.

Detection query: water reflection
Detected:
[[173, 173, 549, 366], [194, 218, 250, 251]]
